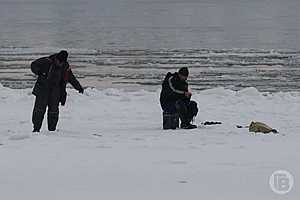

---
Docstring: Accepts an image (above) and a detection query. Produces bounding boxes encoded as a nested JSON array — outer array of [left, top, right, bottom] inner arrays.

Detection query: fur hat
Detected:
[[56, 50, 68, 62], [178, 67, 189, 76]]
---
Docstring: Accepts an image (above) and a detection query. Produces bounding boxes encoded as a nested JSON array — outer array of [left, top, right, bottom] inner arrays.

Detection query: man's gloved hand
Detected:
[[38, 71, 47, 77], [79, 87, 84, 94], [37, 72, 47, 82], [184, 91, 192, 98]]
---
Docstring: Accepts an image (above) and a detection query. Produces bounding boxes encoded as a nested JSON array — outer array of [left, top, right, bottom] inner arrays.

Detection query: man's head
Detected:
[[178, 67, 189, 81], [55, 50, 68, 67]]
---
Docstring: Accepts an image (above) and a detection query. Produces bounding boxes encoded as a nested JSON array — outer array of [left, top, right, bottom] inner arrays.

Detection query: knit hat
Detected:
[[56, 50, 68, 62], [178, 67, 189, 76]]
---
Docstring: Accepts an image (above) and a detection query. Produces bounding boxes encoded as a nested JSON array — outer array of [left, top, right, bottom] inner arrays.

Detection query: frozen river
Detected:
[[1, 0, 300, 91]]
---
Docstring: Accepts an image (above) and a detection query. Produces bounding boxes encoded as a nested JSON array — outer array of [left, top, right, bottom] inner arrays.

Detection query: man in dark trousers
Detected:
[[31, 50, 84, 132], [160, 67, 198, 129]]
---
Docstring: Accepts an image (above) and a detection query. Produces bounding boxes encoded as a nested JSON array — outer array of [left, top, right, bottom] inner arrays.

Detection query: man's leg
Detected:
[[187, 100, 198, 121], [47, 88, 60, 131], [175, 99, 189, 125], [175, 99, 197, 129], [32, 94, 48, 132], [162, 102, 179, 129]]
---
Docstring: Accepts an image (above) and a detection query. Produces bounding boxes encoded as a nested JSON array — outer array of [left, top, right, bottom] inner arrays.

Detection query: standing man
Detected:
[[31, 50, 84, 132], [160, 67, 198, 129]]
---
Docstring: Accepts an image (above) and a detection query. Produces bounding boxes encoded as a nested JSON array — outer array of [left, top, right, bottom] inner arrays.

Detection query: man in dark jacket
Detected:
[[160, 67, 198, 129], [31, 50, 84, 132]]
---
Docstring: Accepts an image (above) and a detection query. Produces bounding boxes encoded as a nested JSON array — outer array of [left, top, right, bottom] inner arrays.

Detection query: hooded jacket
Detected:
[[160, 72, 189, 108], [31, 53, 83, 105]]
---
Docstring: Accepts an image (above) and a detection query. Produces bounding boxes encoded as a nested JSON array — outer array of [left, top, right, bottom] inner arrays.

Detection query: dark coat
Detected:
[[160, 72, 189, 108], [31, 54, 83, 105]]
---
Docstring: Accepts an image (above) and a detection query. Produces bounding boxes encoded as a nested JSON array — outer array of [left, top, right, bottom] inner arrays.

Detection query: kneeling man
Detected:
[[160, 67, 198, 129]]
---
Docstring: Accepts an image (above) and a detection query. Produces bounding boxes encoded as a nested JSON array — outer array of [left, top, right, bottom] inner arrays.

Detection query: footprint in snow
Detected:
[[168, 160, 188, 165], [9, 133, 31, 140], [96, 145, 112, 149], [178, 180, 188, 184], [154, 160, 188, 165], [92, 133, 103, 137], [132, 137, 145, 141]]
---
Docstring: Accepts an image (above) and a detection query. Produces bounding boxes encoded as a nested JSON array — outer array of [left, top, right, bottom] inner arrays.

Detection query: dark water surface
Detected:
[[1, 0, 300, 91]]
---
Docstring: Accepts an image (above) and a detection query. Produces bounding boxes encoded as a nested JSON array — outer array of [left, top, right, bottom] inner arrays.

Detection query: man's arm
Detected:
[[168, 76, 192, 99], [68, 70, 84, 93], [168, 76, 185, 94], [31, 57, 51, 76]]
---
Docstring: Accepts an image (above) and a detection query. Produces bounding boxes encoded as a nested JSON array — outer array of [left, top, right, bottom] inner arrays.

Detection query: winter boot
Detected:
[[180, 122, 197, 129], [47, 111, 59, 131], [32, 129, 40, 133], [32, 108, 46, 132]]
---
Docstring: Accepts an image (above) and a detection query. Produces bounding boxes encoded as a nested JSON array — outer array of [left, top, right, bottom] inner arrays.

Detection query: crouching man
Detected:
[[160, 67, 198, 129], [31, 50, 84, 132]]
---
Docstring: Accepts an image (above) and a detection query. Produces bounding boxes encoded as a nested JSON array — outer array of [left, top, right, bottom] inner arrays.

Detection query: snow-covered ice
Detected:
[[0, 84, 299, 199]]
